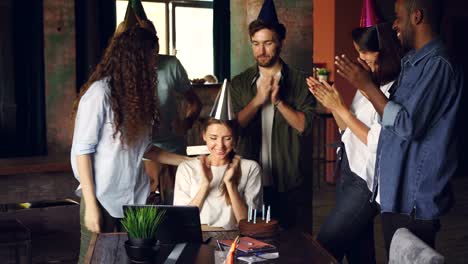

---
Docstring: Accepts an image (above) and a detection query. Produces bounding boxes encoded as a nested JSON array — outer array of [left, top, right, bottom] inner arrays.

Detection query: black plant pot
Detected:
[[128, 238, 155, 247], [124, 239, 160, 263]]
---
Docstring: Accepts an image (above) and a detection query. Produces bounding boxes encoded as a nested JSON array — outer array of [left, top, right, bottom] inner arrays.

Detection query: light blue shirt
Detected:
[[153, 55, 192, 154], [70, 78, 151, 218]]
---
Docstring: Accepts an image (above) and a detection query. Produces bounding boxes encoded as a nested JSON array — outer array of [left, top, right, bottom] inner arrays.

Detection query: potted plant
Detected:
[[317, 68, 329, 82], [121, 206, 166, 262]]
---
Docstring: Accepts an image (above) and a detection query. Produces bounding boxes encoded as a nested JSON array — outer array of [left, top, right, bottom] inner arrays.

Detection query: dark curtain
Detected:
[[75, 0, 116, 90], [0, 0, 47, 158], [213, 0, 231, 81]]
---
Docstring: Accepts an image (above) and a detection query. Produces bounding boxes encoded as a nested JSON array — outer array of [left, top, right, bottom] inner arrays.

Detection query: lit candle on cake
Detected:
[[262, 204, 265, 220], [266, 205, 271, 223]]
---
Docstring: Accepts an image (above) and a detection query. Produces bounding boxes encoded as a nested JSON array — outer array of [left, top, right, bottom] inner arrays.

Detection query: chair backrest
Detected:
[[389, 228, 444, 264]]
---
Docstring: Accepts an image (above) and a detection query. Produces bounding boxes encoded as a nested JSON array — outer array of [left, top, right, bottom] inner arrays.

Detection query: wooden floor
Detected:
[[312, 173, 468, 264]]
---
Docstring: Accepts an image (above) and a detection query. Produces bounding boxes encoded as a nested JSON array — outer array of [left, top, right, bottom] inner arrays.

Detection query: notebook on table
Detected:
[[218, 236, 276, 253]]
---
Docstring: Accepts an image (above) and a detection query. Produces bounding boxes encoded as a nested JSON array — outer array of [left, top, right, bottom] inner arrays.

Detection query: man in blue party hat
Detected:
[[230, 0, 315, 231]]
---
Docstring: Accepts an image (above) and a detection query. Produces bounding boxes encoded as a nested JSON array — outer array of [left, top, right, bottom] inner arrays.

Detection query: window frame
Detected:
[[116, 0, 212, 55], [170, 1, 212, 56]]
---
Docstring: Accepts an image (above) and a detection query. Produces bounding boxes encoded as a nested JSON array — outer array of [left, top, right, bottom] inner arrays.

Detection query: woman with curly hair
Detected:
[[71, 25, 188, 263]]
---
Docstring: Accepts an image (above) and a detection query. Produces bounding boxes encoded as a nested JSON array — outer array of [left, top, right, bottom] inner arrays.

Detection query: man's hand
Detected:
[[171, 118, 190, 136], [335, 54, 374, 93], [254, 75, 273, 106], [271, 81, 280, 105]]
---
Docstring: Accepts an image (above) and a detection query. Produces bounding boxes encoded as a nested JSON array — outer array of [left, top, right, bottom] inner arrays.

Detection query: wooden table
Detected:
[[86, 230, 337, 263]]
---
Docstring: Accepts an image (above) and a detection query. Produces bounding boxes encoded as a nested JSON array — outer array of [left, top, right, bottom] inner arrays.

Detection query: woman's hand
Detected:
[[223, 155, 241, 186], [198, 155, 212, 187], [306, 77, 345, 112], [335, 54, 374, 93], [84, 202, 102, 233]]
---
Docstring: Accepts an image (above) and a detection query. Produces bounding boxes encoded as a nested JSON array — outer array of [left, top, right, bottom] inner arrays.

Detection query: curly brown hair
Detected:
[[71, 26, 160, 147]]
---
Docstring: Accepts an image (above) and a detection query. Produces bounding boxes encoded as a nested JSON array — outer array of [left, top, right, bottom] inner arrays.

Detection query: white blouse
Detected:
[[341, 81, 393, 194], [173, 158, 263, 230], [70, 78, 151, 218]]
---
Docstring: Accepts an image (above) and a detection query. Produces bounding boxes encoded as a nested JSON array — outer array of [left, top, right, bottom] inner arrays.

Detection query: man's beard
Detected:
[[401, 21, 415, 53], [256, 53, 280, 68]]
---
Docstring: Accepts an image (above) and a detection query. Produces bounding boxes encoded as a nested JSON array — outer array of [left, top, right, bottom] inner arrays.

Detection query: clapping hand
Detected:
[[198, 155, 213, 186], [256, 75, 273, 106], [223, 155, 241, 185], [306, 77, 344, 112], [335, 54, 374, 93]]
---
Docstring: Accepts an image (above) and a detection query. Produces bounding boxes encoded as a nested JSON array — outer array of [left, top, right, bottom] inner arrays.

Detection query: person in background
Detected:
[[204, 74, 219, 84], [117, 1, 202, 205], [307, 21, 402, 263], [144, 48, 202, 205], [335, 0, 463, 254], [70, 25, 189, 263], [230, 0, 315, 230], [142, 31, 202, 205]]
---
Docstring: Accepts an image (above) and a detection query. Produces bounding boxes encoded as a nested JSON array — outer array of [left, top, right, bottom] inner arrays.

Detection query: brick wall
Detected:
[[43, 0, 76, 154]]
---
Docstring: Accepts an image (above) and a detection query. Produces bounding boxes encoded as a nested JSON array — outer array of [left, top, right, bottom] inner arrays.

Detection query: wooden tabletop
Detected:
[[86, 230, 337, 263]]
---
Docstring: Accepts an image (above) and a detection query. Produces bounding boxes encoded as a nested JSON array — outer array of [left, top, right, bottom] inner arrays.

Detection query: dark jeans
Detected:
[[316, 149, 379, 264], [78, 199, 123, 264], [381, 212, 441, 256], [263, 184, 313, 234]]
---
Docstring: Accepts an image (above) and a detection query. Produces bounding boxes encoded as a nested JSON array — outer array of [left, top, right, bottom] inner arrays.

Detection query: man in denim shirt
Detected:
[[334, 0, 464, 253]]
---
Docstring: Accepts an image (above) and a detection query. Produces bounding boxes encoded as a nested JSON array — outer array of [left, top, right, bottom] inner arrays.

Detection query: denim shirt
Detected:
[[374, 38, 464, 220]]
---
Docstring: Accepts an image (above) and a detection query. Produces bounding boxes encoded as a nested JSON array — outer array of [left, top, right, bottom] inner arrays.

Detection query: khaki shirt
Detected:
[[231, 62, 316, 192]]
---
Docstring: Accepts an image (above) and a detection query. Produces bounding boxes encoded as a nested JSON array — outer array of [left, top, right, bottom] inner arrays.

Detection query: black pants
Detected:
[[263, 184, 313, 234], [316, 148, 379, 264], [381, 212, 441, 255], [78, 199, 123, 264]]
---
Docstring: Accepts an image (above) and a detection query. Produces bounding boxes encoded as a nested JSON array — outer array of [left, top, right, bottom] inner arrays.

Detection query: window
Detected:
[[116, 0, 213, 79]]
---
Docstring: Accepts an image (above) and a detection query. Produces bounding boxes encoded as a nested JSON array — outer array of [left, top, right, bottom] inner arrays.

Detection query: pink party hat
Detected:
[[360, 0, 380, 27]]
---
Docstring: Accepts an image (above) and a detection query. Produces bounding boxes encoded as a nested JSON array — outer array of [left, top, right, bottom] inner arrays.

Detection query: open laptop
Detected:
[[122, 205, 203, 244]]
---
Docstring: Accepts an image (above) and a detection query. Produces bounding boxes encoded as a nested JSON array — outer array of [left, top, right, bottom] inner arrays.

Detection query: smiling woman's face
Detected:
[[353, 41, 379, 72], [203, 123, 234, 163]]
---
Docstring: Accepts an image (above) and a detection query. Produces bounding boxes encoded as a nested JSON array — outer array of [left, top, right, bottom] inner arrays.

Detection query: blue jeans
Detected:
[[317, 148, 379, 263]]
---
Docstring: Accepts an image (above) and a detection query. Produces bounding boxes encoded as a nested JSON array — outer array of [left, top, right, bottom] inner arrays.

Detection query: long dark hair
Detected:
[[202, 118, 239, 205], [71, 26, 159, 147], [352, 22, 402, 85]]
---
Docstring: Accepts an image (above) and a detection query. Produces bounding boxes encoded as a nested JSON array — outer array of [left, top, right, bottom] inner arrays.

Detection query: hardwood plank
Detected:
[[0, 172, 77, 204], [85, 233, 98, 264], [0, 155, 71, 176]]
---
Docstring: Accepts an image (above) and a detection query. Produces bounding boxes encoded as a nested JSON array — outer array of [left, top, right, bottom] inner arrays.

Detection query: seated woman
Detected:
[[173, 118, 262, 230]]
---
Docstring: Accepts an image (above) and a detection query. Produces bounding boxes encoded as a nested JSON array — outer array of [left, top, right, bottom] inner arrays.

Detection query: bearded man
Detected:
[[230, 0, 315, 230], [334, 0, 464, 254]]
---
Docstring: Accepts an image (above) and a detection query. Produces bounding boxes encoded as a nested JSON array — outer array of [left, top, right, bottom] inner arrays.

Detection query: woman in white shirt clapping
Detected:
[[174, 118, 262, 230], [306, 22, 402, 263]]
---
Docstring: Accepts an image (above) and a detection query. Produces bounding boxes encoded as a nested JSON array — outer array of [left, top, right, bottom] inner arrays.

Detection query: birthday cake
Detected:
[[238, 217, 279, 238]]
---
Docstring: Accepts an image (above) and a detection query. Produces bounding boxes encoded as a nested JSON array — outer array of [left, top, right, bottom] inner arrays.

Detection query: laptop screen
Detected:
[[122, 205, 202, 244]]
